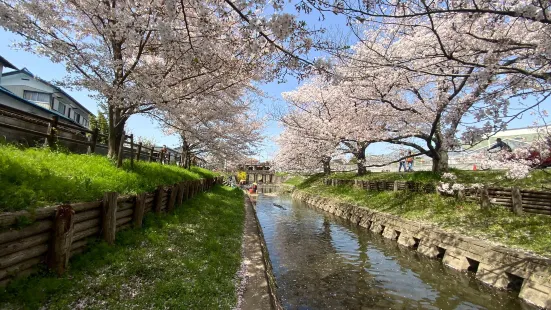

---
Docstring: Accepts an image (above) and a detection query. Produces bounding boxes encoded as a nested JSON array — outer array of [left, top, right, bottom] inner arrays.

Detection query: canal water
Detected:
[[254, 191, 534, 310]]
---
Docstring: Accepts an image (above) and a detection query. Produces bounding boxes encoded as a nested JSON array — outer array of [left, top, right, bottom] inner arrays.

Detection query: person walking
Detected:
[[398, 150, 407, 172], [406, 151, 414, 172]]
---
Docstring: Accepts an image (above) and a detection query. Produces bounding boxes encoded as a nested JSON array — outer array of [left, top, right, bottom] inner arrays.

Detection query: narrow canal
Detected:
[[254, 190, 533, 310]]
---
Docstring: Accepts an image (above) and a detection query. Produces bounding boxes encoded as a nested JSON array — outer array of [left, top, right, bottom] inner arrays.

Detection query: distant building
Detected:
[[0, 57, 92, 128]]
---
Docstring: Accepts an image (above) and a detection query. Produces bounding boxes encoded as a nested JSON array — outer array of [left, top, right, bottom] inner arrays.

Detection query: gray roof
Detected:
[[0, 56, 17, 70]]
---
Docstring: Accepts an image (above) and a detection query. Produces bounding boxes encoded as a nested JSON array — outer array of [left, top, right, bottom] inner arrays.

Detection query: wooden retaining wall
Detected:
[[0, 177, 224, 287], [323, 178, 551, 216]]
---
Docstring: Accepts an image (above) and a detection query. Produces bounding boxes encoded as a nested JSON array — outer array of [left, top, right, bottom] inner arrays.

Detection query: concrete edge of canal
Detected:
[[291, 190, 551, 309], [238, 192, 283, 310]]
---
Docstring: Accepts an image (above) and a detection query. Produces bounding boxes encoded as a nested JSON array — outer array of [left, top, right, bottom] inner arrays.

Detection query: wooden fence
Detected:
[[323, 178, 551, 216], [0, 176, 224, 287], [0, 104, 185, 166]]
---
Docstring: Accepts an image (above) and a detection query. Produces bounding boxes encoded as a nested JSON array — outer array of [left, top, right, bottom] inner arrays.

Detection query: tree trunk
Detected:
[[107, 105, 127, 160], [322, 157, 331, 175], [356, 143, 368, 176], [431, 148, 449, 173]]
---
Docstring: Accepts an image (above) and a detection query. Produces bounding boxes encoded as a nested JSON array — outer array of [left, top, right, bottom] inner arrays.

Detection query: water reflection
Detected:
[[255, 194, 533, 310]]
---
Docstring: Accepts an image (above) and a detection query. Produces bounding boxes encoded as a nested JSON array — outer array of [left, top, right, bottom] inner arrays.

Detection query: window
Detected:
[[23, 91, 51, 104], [57, 101, 66, 115], [76, 113, 81, 123]]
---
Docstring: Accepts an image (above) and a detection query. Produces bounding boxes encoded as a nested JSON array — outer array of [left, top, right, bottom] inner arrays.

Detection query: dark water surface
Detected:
[[254, 192, 533, 310]]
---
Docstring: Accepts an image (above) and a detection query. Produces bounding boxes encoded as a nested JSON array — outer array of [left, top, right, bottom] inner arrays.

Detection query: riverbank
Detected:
[[0, 144, 215, 212], [289, 175, 551, 257], [0, 186, 244, 309], [237, 194, 281, 310], [291, 189, 551, 309]]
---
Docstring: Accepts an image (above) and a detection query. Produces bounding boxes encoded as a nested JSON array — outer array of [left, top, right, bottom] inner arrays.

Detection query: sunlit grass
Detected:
[[283, 175, 305, 186], [329, 168, 551, 190], [297, 176, 551, 257], [0, 186, 245, 309], [0, 144, 216, 212]]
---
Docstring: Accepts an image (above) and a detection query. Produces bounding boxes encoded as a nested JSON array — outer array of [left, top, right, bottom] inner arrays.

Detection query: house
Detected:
[[0, 58, 92, 128]]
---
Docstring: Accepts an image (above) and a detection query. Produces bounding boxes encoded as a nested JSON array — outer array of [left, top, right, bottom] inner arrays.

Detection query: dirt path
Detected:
[[236, 195, 273, 310]]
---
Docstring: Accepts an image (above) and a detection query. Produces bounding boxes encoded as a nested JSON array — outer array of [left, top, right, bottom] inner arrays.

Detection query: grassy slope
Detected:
[[290, 175, 551, 257], [0, 186, 244, 310], [0, 145, 215, 212], [329, 169, 551, 190]]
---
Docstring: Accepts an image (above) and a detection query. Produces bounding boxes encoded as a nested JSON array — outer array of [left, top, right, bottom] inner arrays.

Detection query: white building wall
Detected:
[[1, 72, 91, 128]]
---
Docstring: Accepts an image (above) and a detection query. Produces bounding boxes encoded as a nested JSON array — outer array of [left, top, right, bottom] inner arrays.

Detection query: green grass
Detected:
[[295, 175, 551, 257], [329, 168, 551, 190], [283, 175, 305, 186], [0, 145, 216, 212], [0, 186, 245, 310]]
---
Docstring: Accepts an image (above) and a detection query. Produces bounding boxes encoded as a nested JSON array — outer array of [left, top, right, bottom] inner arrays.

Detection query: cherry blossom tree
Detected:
[[0, 0, 314, 160], [155, 89, 262, 168]]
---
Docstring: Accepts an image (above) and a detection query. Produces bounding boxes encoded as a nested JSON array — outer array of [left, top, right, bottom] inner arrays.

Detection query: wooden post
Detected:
[[511, 187, 523, 215], [154, 186, 164, 213], [167, 152, 171, 165], [167, 185, 178, 212], [176, 182, 185, 206], [45, 115, 59, 149], [136, 142, 142, 161], [148, 147, 154, 162], [185, 181, 191, 200], [117, 132, 125, 168], [480, 184, 491, 210], [88, 128, 99, 154], [102, 192, 118, 245], [393, 181, 399, 192], [134, 193, 146, 228], [48, 204, 75, 275], [129, 134, 134, 169]]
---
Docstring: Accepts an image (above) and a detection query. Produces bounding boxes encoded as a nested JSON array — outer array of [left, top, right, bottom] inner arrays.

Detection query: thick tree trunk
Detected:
[[322, 156, 331, 175], [431, 148, 449, 173], [107, 105, 127, 160], [355, 143, 368, 176]]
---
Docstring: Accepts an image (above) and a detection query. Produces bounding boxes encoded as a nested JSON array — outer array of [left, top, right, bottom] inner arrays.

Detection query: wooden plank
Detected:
[[56, 135, 91, 146], [0, 220, 53, 245], [116, 208, 133, 220], [116, 216, 132, 227], [71, 201, 102, 213], [74, 218, 100, 233], [73, 209, 100, 223], [116, 201, 134, 211], [0, 257, 42, 281], [72, 227, 99, 242], [0, 244, 48, 270], [0, 206, 56, 228], [0, 232, 50, 258], [0, 121, 49, 137]]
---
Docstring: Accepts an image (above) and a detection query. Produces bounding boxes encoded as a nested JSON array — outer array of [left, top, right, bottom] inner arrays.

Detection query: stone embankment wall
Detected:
[[292, 190, 551, 309]]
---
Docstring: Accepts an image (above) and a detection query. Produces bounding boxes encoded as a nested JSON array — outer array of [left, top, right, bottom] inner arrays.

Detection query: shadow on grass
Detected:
[[0, 186, 244, 310]]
